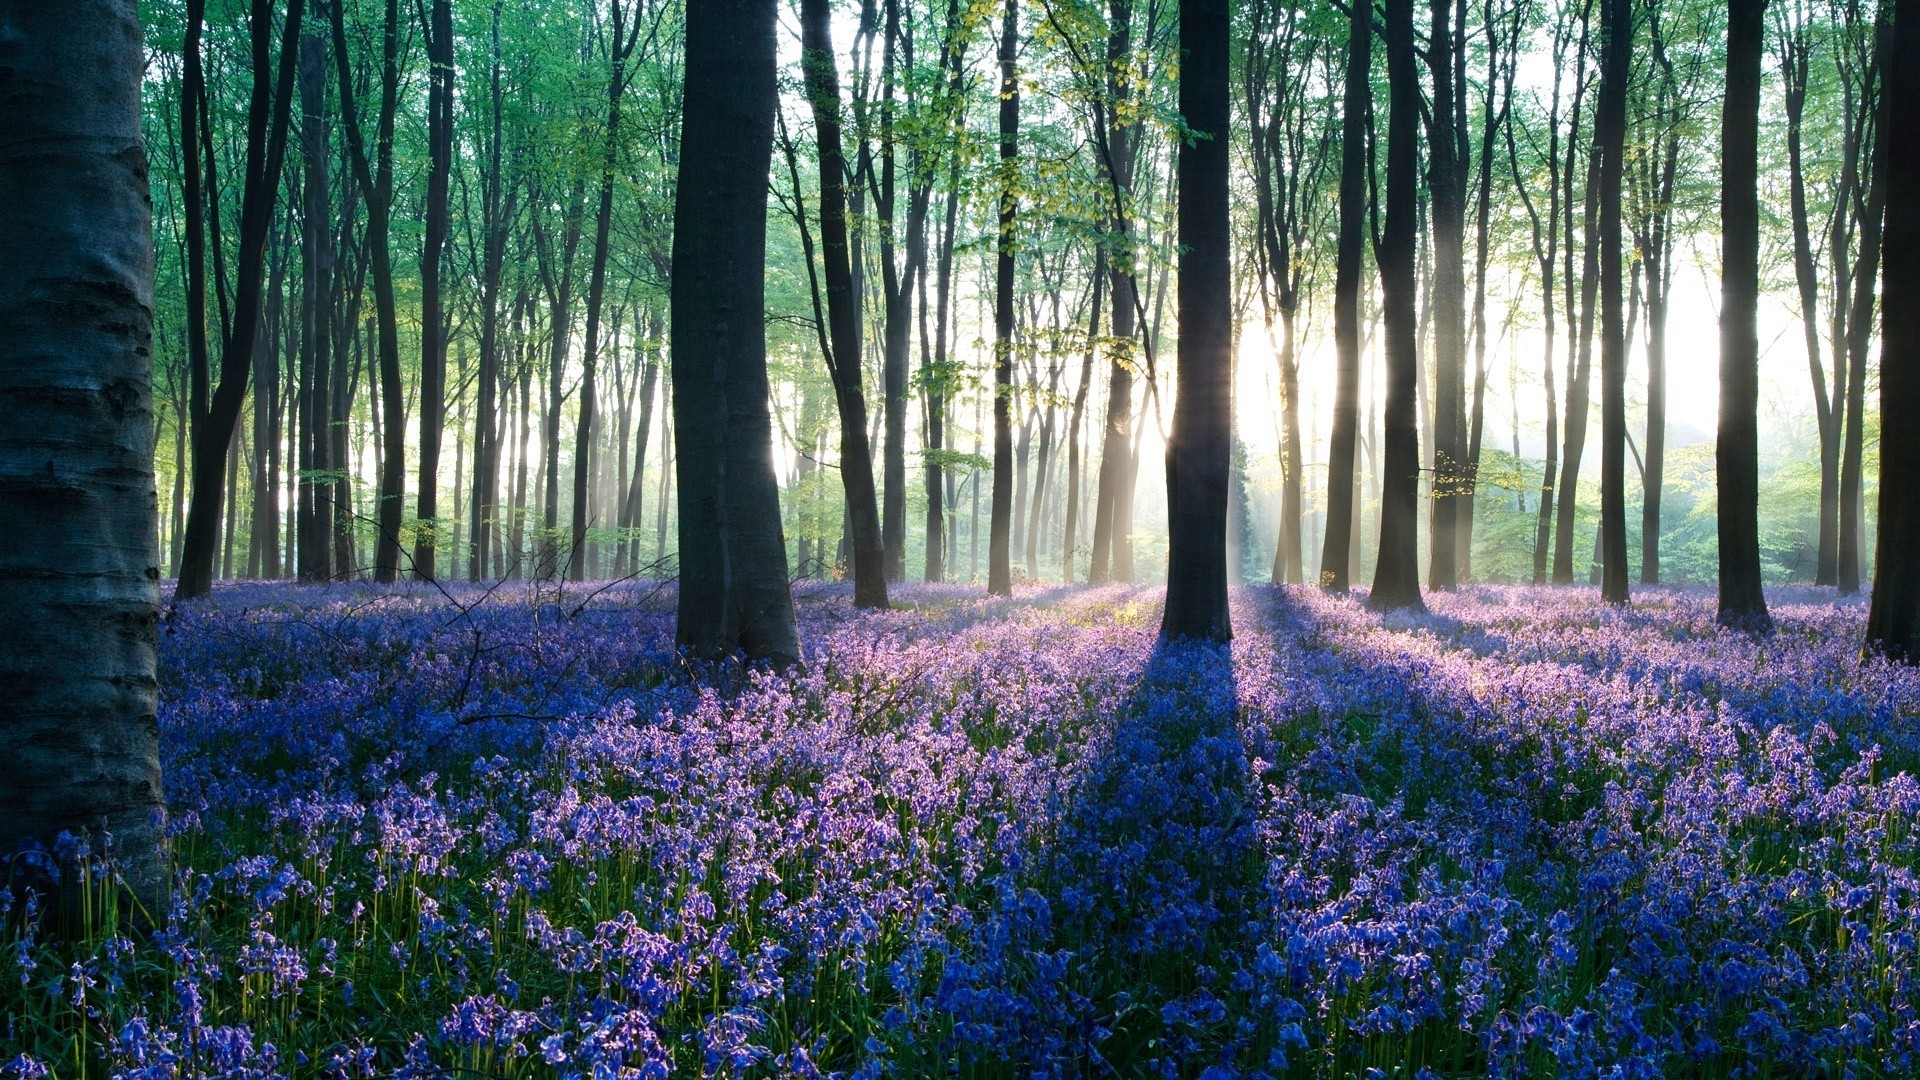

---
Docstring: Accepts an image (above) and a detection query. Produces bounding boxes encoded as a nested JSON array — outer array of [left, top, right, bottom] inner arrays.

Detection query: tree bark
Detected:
[[331, 0, 403, 583], [0, 0, 168, 916], [297, 4, 333, 583], [1320, 0, 1369, 593], [413, 0, 452, 580], [177, 0, 305, 600], [1369, 0, 1425, 613], [1717, 0, 1772, 632], [988, 0, 1020, 597], [671, 0, 801, 664], [1426, 0, 1467, 590], [1841, 10, 1891, 597], [1865, 0, 1920, 660], [1595, 0, 1630, 605], [469, 1, 509, 582], [800, 0, 888, 608], [1161, 0, 1232, 640], [1089, 0, 1138, 585]]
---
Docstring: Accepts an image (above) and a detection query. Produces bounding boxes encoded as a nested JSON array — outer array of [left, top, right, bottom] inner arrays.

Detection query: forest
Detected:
[[2, 0, 1919, 1072]]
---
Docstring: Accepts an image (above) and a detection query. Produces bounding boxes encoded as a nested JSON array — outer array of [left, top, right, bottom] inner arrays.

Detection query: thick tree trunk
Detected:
[[1161, 0, 1232, 640], [671, 0, 800, 664], [0, 0, 169, 916], [800, 0, 888, 608], [988, 0, 1020, 597], [1321, 0, 1369, 593], [1717, 0, 1772, 631], [1370, 0, 1426, 613], [1865, 0, 1920, 659]]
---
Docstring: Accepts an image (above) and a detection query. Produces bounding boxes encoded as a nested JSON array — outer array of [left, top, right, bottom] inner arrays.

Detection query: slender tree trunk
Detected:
[[988, 0, 1020, 597], [672, 0, 800, 663], [177, 0, 305, 600], [1426, 0, 1466, 590], [1321, 0, 1368, 593], [1595, 0, 1629, 604], [1865, 0, 1920, 659], [469, 1, 508, 582], [800, 0, 888, 608], [331, 0, 403, 583], [1089, 0, 1137, 585], [1717, 0, 1772, 631], [1370, 0, 1425, 612], [0, 0, 168, 916], [297, 5, 333, 583], [1065, 256, 1104, 581], [1841, 11, 1891, 596], [412, 0, 451, 579], [572, 2, 639, 582]]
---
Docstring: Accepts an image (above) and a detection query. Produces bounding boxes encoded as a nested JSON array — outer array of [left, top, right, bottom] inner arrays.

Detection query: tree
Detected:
[[1426, 0, 1468, 590], [570, 0, 644, 582], [671, 0, 802, 664], [1595, 0, 1630, 604], [0, 0, 169, 914], [414, 0, 453, 580], [175, 0, 305, 600], [332, 0, 405, 583], [1370, 0, 1425, 613], [1320, 0, 1369, 593], [1162, 0, 1232, 641], [1088, 0, 1141, 586], [1865, 0, 1919, 660], [799, 0, 888, 609], [1717, 0, 1772, 632], [988, 0, 1020, 598], [297, 1, 334, 584]]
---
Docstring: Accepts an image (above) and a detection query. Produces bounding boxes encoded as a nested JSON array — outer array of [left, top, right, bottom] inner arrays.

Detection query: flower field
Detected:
[[5, 582, 1919, 1077]]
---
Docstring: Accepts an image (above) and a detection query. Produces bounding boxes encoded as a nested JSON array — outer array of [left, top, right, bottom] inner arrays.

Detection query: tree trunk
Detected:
[[1161, 0, 1232, 640], [1841, 11, 1891, 596], [1426, 0, 1467, 590], [1089, 0, 1137, 586], [297, 5, 333, 583], [0, 0, 168, 916], [800, 0, 888, 608], [1321, 0, 1369, 593], [177, 0, 305, 600], [413, 0, 451, 580], [1865, 0, 1920, 659], [1777, 9, 1837, 585], [671, 0, 801, 664], [1596, 0, 1630, 605], [469, 0, 508, 582], [1717, 0, 1772, 631], [571, 2, 639, 583], [988, 0, 1020, 597], [331, 0, 403, 583], [1369, 0, 1426, 613]]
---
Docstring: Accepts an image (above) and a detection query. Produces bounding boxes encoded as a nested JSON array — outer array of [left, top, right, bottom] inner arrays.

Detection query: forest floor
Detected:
[[5, 580, 1918, 1077]]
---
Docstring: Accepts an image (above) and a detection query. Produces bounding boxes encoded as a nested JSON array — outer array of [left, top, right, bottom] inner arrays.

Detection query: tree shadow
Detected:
[[935, 620, 1260, 1069]]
